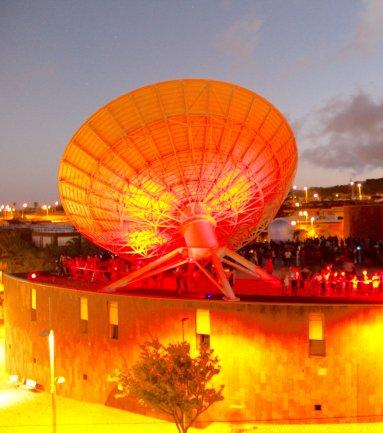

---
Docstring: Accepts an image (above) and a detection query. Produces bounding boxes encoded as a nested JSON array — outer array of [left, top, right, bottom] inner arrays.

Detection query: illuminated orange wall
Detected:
[[4, 273, 383, 423], [313, 221, 344, 238]]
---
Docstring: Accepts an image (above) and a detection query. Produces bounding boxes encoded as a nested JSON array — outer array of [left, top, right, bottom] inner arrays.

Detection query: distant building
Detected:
[[31, 223, 80, 248]]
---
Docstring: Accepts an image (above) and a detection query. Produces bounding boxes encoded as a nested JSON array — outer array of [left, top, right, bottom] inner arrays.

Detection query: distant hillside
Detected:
[[306, 177, 383, 197]]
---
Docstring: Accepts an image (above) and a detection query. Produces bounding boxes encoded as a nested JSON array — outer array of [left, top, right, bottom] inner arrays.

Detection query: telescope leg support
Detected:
[[101, 247, 185, 292], [222, 247, 275, 281], [211, 250, 240, 301]]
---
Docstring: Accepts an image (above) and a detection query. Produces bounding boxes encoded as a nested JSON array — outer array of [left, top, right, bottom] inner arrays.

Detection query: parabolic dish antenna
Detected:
[[59, 79, 297, 300]]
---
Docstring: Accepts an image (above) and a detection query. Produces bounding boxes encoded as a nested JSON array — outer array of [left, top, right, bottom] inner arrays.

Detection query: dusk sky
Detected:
[[1, 0, 383, 204]]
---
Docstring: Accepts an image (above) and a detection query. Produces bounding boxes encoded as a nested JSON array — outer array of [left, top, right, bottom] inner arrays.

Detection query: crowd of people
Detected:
[[56, 254, 130, 282], [239, 236, 383, 270], [239, 236, 383, 297], [55, 236, 383, 298]]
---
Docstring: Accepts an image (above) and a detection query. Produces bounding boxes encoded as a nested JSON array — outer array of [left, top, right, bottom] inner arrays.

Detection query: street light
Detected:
[[40, 329, 65, 433], [42, 204, 50, 215], [357, 183, 362, 200], [304, 186, 308, 203], [22, 202, 27, 219], [350, 181, 354, 200], [4, 204, 11, 218]]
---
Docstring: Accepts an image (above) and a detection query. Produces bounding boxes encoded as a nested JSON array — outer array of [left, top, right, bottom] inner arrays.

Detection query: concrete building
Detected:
[[4, 273, 383, 423], [31, 223, 80, 248]]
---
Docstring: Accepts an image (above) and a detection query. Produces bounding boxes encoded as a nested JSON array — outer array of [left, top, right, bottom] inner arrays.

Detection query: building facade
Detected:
[[4, 273, 383, 423]]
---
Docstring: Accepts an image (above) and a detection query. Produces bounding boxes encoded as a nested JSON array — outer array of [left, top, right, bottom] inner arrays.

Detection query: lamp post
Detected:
[[49, 330, 57, 433], [40, 329, 57, 433], [350, 181, 354, 200], [22, 202, 27, 219], [40, 329, 65, 433], [357, 183, 362, 200], [42, 204, 51, 215], [304, 186, 308, 203]]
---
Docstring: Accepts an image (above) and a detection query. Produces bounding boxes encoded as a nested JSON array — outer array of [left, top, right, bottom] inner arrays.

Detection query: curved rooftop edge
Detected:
[[4, 272, 383, 424], [6, 271, 383, 306]]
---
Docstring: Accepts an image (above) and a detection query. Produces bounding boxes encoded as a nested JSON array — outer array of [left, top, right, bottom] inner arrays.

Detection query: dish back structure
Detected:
[[58, 79, 297, 300]]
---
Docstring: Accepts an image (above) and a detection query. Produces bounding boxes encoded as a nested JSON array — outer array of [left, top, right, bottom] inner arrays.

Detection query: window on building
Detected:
[[196, 309, 210, 349], [108, 301, 118, 340], [80, 297, 88, 334], [31, 288, 37, 322], [309, 313, 325, 356]]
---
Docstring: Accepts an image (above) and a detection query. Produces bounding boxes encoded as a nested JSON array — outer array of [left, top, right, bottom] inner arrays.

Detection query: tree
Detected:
[[112, 338, 224, 433], [0, 231, 53, 272]]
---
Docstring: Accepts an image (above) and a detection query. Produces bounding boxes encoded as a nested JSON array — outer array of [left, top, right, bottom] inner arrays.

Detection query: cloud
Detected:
[[301, 92, 383, 171], [345, 0, 383, 55], [215, 15, 262, 60]]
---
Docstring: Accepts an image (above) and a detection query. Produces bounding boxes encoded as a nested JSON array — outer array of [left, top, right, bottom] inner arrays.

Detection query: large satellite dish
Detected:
[[58, 79, 297, 300]]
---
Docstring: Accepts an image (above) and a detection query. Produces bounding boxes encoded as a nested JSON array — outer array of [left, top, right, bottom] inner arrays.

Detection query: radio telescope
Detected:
[[58, 79, 297, 300]]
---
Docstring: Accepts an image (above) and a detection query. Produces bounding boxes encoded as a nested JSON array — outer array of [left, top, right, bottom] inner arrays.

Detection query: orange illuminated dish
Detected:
[[58, 79, 297, 259]]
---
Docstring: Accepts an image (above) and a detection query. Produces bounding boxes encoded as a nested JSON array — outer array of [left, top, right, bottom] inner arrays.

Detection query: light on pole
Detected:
[[357, 183, 362, 200], [48, 330, 57, 433], [304, 186, 308, 203], [22, 202, 27, 218], [40, 328, 65, 433], [350, 181, 354, 200], [42, 204, 50, 215]]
